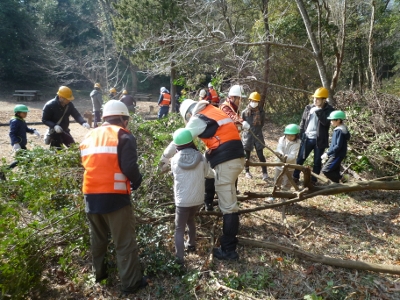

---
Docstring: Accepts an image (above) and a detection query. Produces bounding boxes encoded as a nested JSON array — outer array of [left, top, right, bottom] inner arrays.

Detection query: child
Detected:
[[321, 110, 351, 183], [241, 92, 268, 181], [267, 124, 301, 202], [170, 128, 213, 268], [9, 104, 41, 168]]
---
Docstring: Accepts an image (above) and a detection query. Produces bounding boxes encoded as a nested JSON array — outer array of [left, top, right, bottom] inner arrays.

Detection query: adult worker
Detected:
[[80, 100, 146, 295], [161, 98, 245, 260], [109, 87, 119, 100], [119, 90, 136, 113], [42, 86, 90, 148], [90, 83, 103, 128], [157, 87, 171, 119], [207, 83, 220, 107], [292, 87, 335, 185]]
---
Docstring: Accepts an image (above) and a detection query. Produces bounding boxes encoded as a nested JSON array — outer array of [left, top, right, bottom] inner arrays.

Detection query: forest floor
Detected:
[[1, 93, 400, 299]]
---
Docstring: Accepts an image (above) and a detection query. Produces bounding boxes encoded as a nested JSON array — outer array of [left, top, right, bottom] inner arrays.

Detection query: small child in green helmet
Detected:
[[170, 128, 214, 269], [267, 124, 301, 202], [321, 110, 351, 183]]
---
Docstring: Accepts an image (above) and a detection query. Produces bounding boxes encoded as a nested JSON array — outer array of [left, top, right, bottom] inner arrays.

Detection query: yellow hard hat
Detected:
[[312, 87, 329, 98], [122, 89, 128, 95], [249, 92, 261, 102], [110, 87, 117, 93], [94, 83, 101, 88], [57, 86, 74, 101]]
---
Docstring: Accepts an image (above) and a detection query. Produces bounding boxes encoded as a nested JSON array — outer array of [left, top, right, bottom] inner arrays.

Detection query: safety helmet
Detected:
[[328, 110, 346, 120], [57, 86, 74, 101], [173, 128, 193, 146], [122, 89, 128, 95], [160, 87, 168, 93], [208, 82, 213, 88], [312, 87, 329, 98], [199, 89, 207, 98], [284, 124, 300, 135], [14, 104, 29, 113], [248, 92, 261, 102], [102, 100, 129, 118], [179, 99, 196, 120], [94, 83, 101, 88], [228, 85, 245, 98], [110, 87, 117, 93]]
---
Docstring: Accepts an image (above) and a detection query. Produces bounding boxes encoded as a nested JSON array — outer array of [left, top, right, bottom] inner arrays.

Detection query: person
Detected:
[[292, 87, 334, 185], [79, 100, 146, 295], [170, 128, 213, 268], [109, 87, 119, 100], [206, 83, 220, 107], [157, 87, 171, 119], [161, 97, 245, 260], [9, 104, 41, 168], [90, 83, 103, 128], [267, 124, 301, 202], [199, 89, 207, 101], [119, 89, 136, 113], [241, 92, 268, 181], [42, 86, 90, 148], [321, 110, 351, 183]]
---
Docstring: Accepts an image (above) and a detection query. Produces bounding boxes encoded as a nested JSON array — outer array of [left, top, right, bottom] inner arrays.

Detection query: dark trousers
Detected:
[[94, 111, 101, 128], [244, 149, 266, 173], [158, 106, 169, 119], [50, 132, 75, 148], [293, 138, 325, 182], [322, 156, 343, 183]]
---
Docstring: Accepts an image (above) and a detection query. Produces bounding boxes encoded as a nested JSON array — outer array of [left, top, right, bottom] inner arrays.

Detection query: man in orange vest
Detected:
[[207, 83, 220, 106], [80, 100, 147, 296], [157, 87, 171, 119], [161, 98, 245, 261]]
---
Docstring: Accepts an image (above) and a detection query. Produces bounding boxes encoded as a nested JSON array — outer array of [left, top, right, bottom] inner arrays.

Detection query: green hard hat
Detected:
[[284, 124, 300, 135], [14, 104, 29, 113], [173, 128, 193, 146], [328, 110, 346, 120]]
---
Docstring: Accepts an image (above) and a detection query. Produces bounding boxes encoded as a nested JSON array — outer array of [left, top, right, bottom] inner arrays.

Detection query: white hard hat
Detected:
[[179, 99, 196, 120], [208, 82, 213, 88], [199, 89, 207, 98], [160, 87, 168, 93], [102, 100, 129, 118], [228, 85, 245, 98]]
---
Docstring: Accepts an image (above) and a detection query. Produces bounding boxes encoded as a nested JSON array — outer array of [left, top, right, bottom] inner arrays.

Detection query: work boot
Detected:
[[120, 276, 149, 296], [213, 247, 239, 261], [245, 172, 253, 179], [262, 173, 269, 181]]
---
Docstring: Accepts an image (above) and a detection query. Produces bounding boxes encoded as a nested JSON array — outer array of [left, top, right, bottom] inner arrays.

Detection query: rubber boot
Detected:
[[213, 213, 239, 260], [204, 178, 215, 211]]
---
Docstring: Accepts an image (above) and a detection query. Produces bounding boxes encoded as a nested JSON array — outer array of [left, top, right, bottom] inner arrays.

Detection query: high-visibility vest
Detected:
[[80, 125, 131, 195], [197, 104, 241, 150], [160, 93, 171, 106], [209, 89, 219, 104]]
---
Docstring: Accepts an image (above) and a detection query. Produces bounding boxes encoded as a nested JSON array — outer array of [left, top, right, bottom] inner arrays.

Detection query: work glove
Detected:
[[274, 151, 284, 161], [321, 153, 328, 163], [242, 121, 250, 131], [33, 130, 41, 138], [54, 125, 63, 133], [82, 122, 91, 129], [13, 143, 21, 152], [158, 155, 170, 173]]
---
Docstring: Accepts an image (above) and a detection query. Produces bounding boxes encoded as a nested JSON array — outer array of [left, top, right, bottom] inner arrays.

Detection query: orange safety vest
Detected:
[[209, 89, 219, 104], [197, 105, 241, 150], [160, 93, 171, 106], [80, 125, 131, 195]]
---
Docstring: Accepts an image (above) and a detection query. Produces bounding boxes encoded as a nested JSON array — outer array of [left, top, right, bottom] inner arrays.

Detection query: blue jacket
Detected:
[[9, 117, 35, 148], [327, 124, 351, 158]]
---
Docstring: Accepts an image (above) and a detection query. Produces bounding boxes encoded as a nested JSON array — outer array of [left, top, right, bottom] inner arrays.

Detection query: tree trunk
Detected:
[[261, 0, 270, 110], [170, 61, 176, 112], [368, 0, 377, 90]]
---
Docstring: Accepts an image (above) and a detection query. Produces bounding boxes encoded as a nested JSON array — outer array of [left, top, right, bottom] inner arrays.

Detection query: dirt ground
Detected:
[[0, 96, 160, 164]]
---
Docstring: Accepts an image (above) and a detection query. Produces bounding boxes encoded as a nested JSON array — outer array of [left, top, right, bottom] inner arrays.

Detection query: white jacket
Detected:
[[171, 148, 214, 207], [276, 136, 301, 165]]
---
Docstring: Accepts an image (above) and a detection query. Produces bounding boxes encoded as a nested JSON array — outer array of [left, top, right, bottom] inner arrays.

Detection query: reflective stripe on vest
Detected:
[[160, 93, 171, 106], [80, 125, 130, 194], [197, 105, 240, 150], [209, 89, 219, 103]]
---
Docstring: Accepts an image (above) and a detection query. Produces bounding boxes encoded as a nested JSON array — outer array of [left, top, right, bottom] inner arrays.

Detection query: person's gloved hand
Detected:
[[33, 130, 41, 138], [54, 125, 63, 133], [242, 121, 250, 131], [82, 123, 90, 129], [274, 151, 284, 161], [158, 155, 170, 173], [321, 153, 328, 163], [13, 143, 21, 152]]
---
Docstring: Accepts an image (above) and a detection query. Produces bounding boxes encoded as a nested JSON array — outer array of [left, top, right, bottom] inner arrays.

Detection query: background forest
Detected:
[[2, 0, 400, 299]]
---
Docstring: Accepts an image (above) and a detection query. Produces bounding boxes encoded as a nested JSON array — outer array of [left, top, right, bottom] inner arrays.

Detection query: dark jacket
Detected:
[[9, 117, 35, 147], [42, 96, 86, 132], [327, 124, 350, 159], [241, 107, 265, 151], [83, 127, 142, 214], [90, 89, 103, 111], [120, 95, 136, 107], [299, 102, 334, 149]]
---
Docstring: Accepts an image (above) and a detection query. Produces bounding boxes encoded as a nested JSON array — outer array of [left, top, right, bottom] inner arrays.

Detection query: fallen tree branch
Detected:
[[238, 237, 400, 275]]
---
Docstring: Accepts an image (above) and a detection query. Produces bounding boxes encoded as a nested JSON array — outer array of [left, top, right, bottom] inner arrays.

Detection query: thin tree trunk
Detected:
[[368, 0, 377, 90]]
